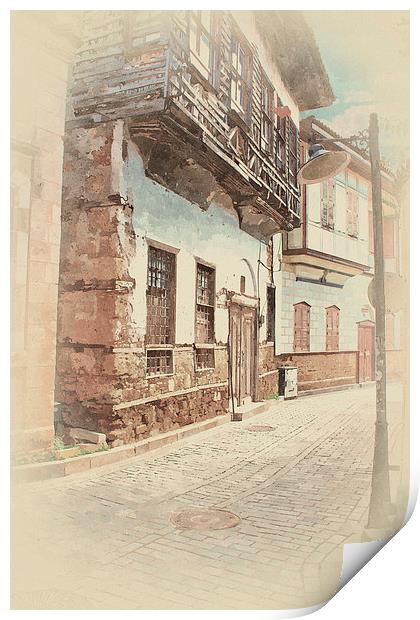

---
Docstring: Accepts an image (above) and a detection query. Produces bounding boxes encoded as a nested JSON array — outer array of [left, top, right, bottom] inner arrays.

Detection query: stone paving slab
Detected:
[[11, 384, 407, 610]]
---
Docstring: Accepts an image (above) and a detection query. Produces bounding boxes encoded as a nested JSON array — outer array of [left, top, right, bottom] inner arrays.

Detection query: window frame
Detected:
[[145, 242, 177, 377], [274, 96, 287, 175], [266, 284, 276, 343], [194, 261, 216, 371], [260, 73, 274, 155], [288, 119, 299, 188], [188, 11, 215, 83], [321, 178, 336, 230], [346, 189, 359, 238], [230, 31, 252, 120]]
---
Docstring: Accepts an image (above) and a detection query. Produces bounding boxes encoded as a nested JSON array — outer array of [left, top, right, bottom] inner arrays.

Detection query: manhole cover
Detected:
[[170, 507, 241, 530], [246, 424, 275, 432]]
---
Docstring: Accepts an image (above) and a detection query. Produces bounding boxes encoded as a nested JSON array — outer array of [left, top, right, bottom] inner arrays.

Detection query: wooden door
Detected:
[[229, 303, 257, 406], [358, 322, 375, 382]]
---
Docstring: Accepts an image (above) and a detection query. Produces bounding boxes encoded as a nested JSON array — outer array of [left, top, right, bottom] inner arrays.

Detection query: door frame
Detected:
[[357, 320, 375, 382], [228, 297, 258, 408]]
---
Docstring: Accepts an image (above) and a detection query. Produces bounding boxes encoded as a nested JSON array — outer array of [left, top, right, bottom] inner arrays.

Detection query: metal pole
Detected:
[[367, 112, 392, 530]]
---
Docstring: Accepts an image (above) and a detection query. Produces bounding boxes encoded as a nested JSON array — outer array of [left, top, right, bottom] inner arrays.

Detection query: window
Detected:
[[231, 35, 251, 116], [146, 245, 176, 375], [293, 302, 310, 352], [189, 11, 213, 80], [146, 349, 173, 376], [195, 347, 215, 371], [261, 75, 274, 154], [288, 120, 299, 187], [195, 263, 215, 370], [321, 178, 335, 230], [326, 306, 340, 351], [266, 285, 276, 342], [275, 123, 287, 174], [346, 190, 359, 238], [240, 275, 246, 294]]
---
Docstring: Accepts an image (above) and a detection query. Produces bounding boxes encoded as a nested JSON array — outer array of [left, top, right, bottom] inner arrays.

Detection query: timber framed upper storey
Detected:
[[70, 10, 334, 240]]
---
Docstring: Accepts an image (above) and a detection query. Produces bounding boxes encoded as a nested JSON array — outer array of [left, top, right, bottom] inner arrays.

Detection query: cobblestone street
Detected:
[[12, 384, 407, 610]]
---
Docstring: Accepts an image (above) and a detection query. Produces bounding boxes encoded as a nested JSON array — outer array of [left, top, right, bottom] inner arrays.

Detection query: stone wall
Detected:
[[105, 385, 229, 447], [56, 119, 278, 446]]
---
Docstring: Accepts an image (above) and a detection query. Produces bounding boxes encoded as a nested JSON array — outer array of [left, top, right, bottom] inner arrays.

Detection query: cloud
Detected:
[[317, 104, 409, 168]]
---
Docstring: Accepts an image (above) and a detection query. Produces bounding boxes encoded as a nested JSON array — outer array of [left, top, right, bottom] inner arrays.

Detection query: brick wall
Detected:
[[278, 351, 359, 392]]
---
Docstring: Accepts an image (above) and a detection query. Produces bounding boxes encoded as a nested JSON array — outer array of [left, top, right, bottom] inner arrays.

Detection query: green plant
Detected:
[[77, 446, 91, 456], [267, 392, 280, 400], [52, 435, 66, 451], [99, 442, 110, 451]]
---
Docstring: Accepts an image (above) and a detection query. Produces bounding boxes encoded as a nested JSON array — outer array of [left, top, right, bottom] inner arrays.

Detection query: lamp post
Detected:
[[298, 112, 392, 534]]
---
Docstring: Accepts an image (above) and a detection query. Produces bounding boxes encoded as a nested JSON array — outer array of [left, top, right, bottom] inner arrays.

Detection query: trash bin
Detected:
[[278, 366, 298, 399]]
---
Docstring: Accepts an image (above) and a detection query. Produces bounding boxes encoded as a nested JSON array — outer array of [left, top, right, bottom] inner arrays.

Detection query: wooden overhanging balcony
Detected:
[[72, 12, 302, 239]]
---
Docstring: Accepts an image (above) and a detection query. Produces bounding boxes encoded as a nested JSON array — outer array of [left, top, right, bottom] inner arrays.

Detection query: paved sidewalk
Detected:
[[12, 384, 406, 610]]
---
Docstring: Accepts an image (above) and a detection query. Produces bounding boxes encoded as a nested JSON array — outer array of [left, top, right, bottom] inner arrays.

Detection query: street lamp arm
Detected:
[[309, 129, 370, 157]]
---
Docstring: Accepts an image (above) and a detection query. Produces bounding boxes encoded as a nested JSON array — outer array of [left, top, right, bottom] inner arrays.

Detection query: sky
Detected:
[[302, 11, 410, 170]]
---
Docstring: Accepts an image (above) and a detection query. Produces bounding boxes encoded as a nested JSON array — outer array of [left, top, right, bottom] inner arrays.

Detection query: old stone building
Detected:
[[55, 11, 334, 446], [278, 116, 402, 391]]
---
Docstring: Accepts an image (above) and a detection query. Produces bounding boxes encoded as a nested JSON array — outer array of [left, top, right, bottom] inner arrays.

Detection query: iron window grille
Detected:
[[195, 263, 215, 369], [195, 347, 215, 371], [146, 245, 176, 376], [146, 348, 174, 376]]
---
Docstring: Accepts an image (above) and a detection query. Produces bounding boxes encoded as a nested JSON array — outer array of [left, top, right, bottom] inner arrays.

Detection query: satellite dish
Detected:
[[297, 144, 351, 185]]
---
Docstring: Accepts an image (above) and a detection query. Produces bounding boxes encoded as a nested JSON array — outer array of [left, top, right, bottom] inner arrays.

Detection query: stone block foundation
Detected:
[[60, 384, 229, 448]]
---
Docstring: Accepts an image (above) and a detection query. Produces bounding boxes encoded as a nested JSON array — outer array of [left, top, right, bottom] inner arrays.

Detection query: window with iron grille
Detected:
[[146, 245, 176, 345], [293, 302, 310, 352], [195, 347, 215, 371], [146, 349, 173, 376], [321, 178, 335, 230], [195, 263, 215, 343], [326, 306, 339, 351], [146, 245, 176, 376]]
